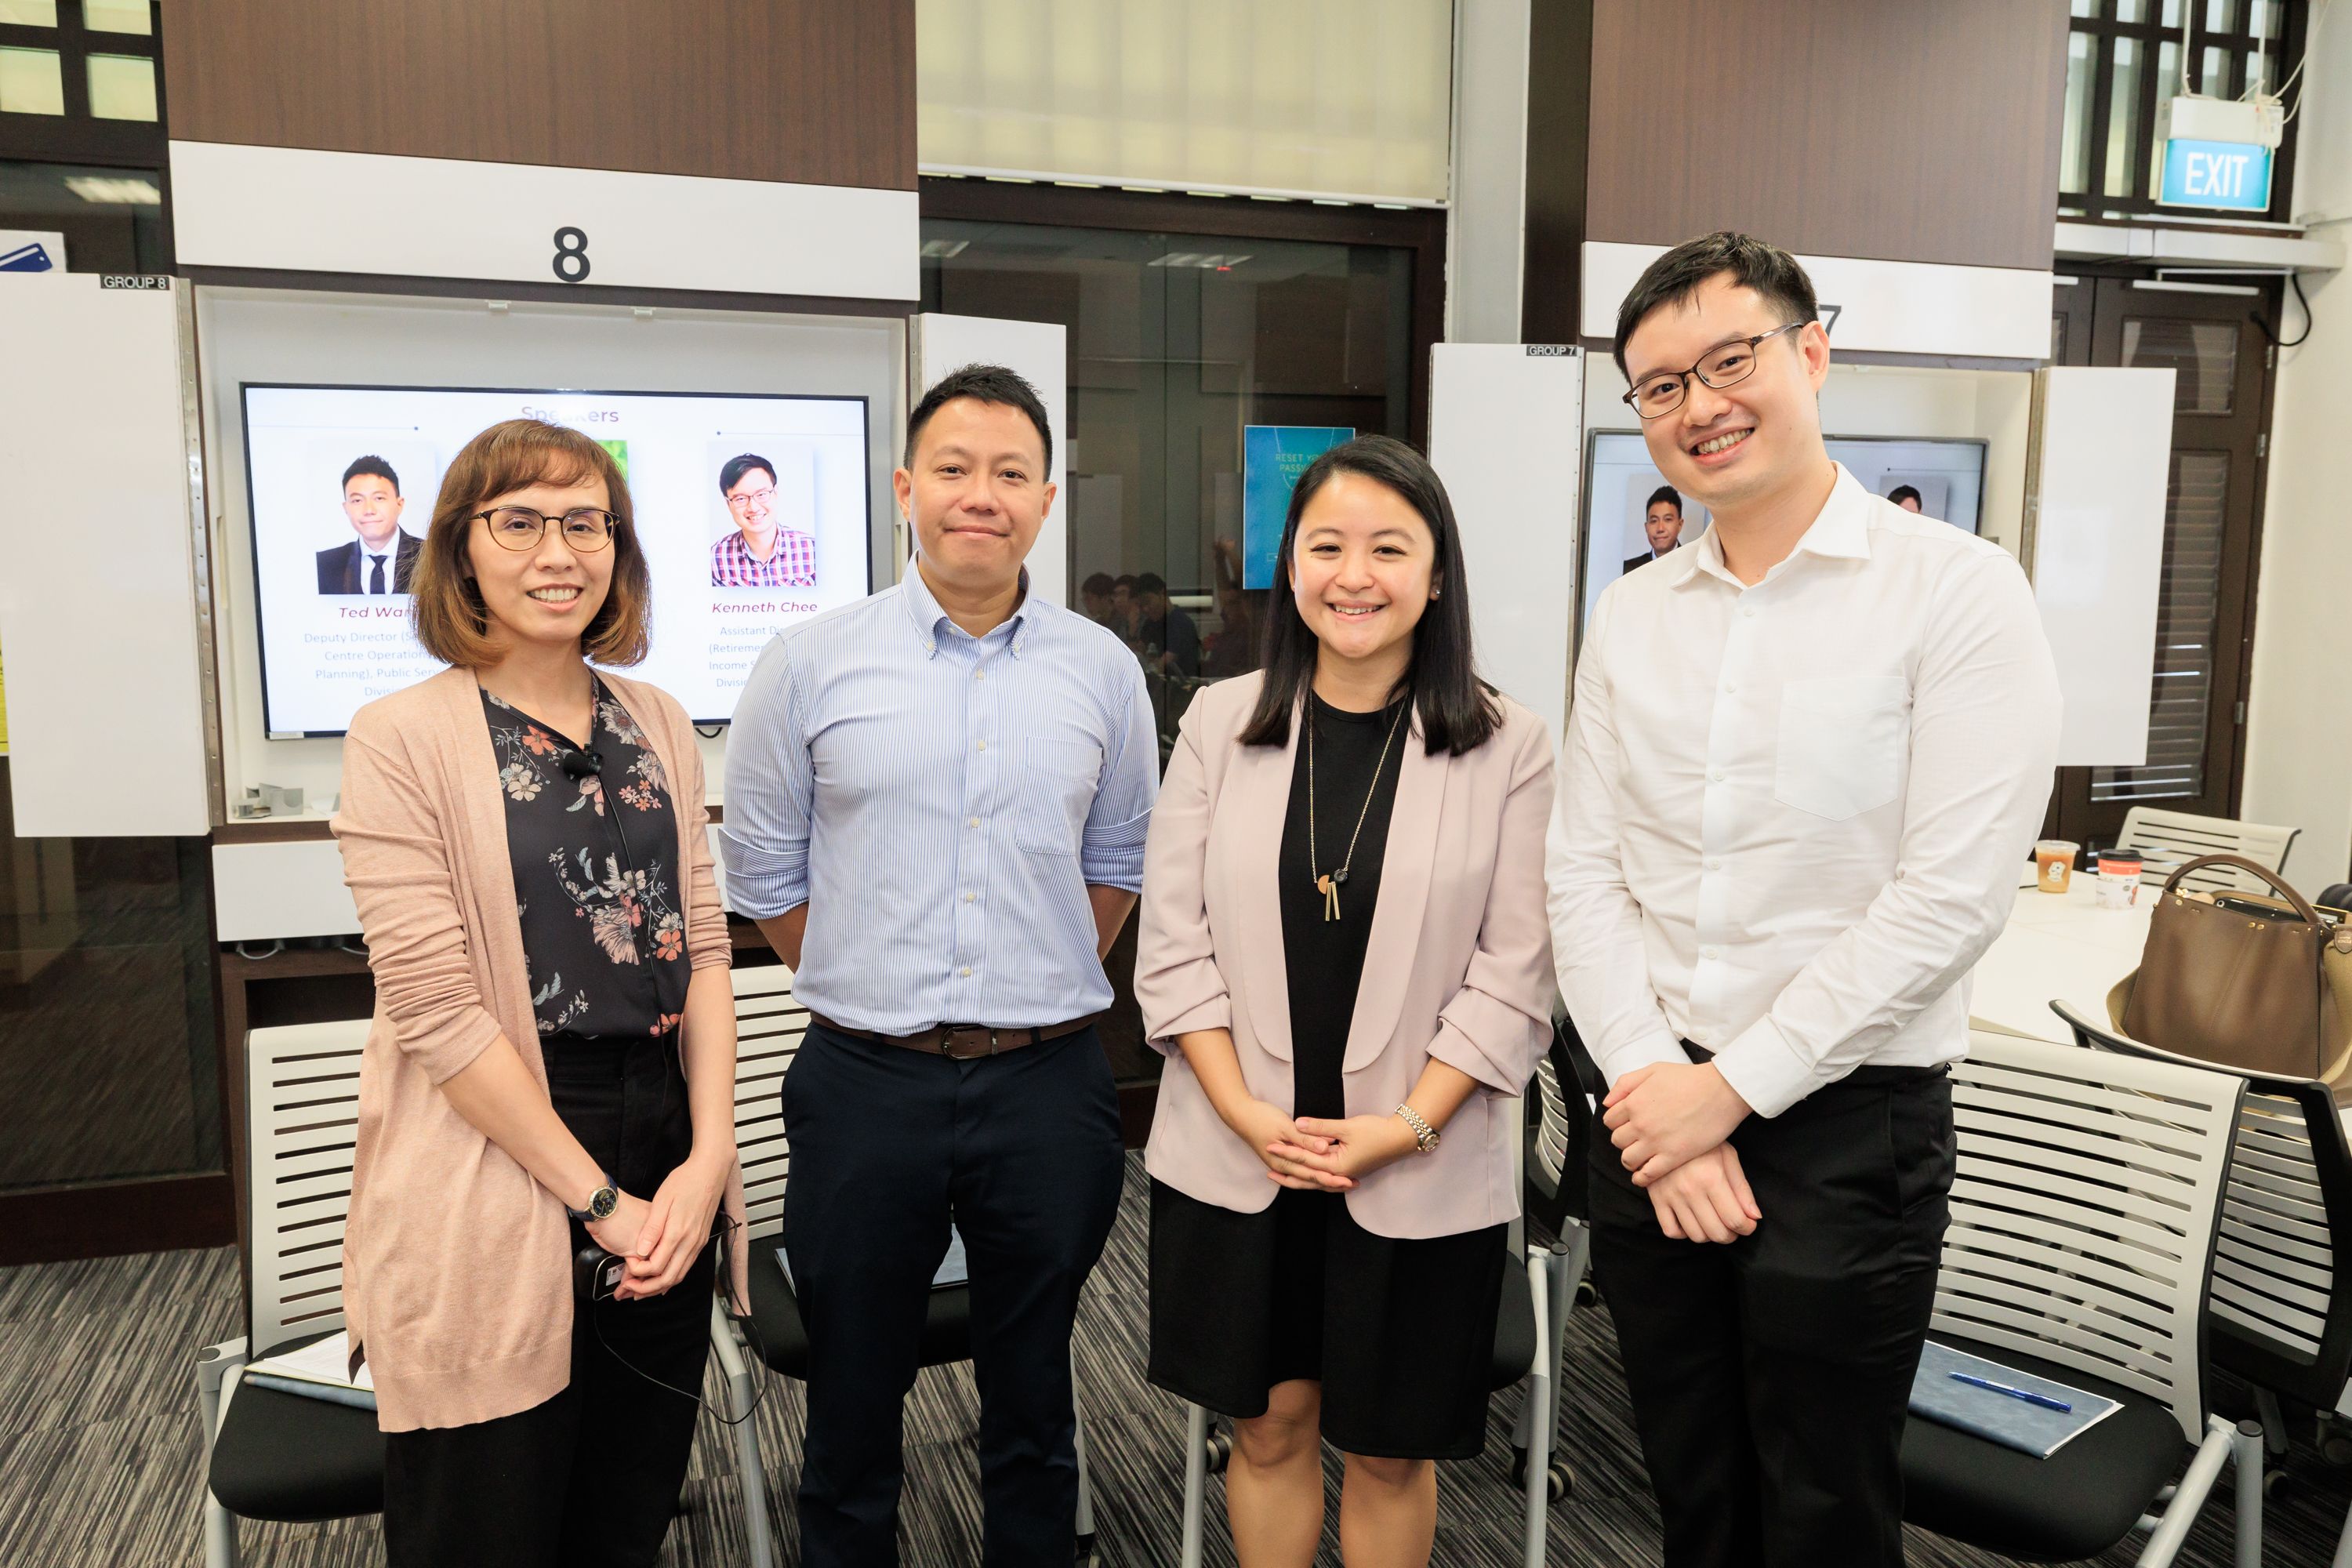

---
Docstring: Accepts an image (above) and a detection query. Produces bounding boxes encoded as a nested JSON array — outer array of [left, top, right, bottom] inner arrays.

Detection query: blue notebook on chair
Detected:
[[1908, 1341, 2121, 1458], [775, 1226, 968, 1292]]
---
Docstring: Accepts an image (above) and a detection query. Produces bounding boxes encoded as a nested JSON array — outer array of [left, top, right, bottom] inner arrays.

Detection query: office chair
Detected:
[[197, 1022, 383, 1568]]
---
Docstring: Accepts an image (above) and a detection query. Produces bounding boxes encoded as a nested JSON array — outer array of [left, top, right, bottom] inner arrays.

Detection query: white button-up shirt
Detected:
[[1546, 464, 2062, 1118]]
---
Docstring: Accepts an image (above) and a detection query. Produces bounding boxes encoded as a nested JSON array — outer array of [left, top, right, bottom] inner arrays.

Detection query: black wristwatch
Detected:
[[568, 1175, 618, 1222]]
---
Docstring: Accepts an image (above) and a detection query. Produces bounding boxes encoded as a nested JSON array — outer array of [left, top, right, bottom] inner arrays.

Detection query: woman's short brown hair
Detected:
[[410, 419, 652, 669]]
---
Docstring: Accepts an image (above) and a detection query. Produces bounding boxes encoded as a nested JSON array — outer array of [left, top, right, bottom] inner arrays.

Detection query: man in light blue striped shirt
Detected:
[[721, 365, 1154, 1567]]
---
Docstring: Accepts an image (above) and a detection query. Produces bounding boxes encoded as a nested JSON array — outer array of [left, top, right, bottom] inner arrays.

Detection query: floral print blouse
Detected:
[[483, 681, 691, 1039]]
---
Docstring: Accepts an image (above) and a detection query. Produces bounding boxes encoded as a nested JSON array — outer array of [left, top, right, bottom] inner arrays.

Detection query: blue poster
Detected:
[[1243, 426, 1354, 590]]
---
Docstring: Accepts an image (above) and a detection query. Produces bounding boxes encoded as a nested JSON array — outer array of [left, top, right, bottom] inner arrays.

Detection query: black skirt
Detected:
[[1148, 1179, 1505, 1460]]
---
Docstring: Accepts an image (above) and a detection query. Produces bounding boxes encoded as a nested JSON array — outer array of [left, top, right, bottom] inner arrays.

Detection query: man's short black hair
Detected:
[[1887, 484, 1924, 507], [1645, 484, 1682, 516], [1081, 572, 1116, 597], [720, 453, 776, 495], [1134, 572, 1168, 597], [904, 363, 1053, 477], [1612, 231, 1819, 379], [343, 455, 400, 495]]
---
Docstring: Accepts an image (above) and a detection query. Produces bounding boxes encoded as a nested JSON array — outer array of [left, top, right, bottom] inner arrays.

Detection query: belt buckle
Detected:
[[940, 1024, 996, 1060]]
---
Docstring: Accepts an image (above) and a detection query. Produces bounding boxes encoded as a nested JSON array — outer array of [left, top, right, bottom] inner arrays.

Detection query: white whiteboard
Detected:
[[0, 274, 210, 837], [909, 314, 1069, 607], [1427, 344, 1582, 740], [2027, 365, 2174, 767]]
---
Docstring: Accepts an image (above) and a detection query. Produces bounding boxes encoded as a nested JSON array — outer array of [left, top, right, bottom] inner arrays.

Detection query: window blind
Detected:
[[916, 0, 1454, 205]]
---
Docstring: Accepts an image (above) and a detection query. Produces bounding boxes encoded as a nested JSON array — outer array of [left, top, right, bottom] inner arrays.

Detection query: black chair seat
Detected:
[[742, 1244, 973, 1378], [208, 1379, 384, 1523], [1901, 1334, 2187, 1562], [1490, 1250, 1536, 1392]]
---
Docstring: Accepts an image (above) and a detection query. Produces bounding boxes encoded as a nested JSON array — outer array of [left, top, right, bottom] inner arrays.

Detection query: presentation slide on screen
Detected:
[[1580, 432, 1985, 633], [241, 384, 871, 734]]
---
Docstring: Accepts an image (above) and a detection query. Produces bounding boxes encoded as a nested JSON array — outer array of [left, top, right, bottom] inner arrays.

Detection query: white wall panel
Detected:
[[1581, 241, 2054, 362], [1427, 344, 1581, 739], [2027, 366, 2173, 768], [212, 840, 358, 941], [910, 314, 1070, 608], [169, 140, 920, 302], [0, 274, 210, 837]]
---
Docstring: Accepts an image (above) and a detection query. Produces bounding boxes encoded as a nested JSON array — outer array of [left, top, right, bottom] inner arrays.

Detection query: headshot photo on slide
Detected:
[[317, 452, 427, 596], [709, 445, 818, 589]]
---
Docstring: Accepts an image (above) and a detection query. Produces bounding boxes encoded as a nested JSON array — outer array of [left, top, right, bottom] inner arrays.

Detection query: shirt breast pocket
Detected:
[[1773, 675, 1909, 822], [1015, 736, 1103, 855]]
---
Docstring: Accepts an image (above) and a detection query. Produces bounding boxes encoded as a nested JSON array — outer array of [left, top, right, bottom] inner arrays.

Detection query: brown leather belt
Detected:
[[804, 1010, 1102, 1061]]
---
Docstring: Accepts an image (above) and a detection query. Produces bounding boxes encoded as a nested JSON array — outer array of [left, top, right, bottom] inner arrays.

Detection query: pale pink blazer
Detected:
[[1135, 672, 1556, 1240]]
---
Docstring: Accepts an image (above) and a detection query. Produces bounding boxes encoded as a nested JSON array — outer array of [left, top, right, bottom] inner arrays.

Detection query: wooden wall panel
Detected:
[[1581, 0, 2067, 271], [158, 0, 914, 191]]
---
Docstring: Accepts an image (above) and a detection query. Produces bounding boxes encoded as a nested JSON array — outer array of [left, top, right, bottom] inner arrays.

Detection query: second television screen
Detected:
[[243, 384, 873, 733]]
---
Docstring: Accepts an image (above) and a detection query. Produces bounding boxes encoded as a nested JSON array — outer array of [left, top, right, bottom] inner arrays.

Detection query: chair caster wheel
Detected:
[[1574, 1279, 1599, 1308], [2325, 1431, 2352, 1468], [1511, 1446, 1574, 1503], [2263, 1467, 2292, 1500], [1204, 1427, 1232, 1475]]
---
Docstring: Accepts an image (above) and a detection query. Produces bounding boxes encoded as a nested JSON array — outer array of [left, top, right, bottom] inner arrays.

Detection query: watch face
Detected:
[[590, 1186, 618, 1221]]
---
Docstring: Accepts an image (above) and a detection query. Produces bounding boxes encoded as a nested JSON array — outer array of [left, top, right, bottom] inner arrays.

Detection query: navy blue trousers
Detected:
[[782, 1022, 1125, 1567]]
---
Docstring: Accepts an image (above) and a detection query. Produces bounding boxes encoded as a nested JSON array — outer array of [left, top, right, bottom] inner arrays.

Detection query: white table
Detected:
[[1967, 877, 2153, 1044]]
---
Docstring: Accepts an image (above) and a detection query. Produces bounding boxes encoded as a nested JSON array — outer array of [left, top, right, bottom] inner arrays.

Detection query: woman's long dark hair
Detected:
[[1237, 434, 1501, 756]]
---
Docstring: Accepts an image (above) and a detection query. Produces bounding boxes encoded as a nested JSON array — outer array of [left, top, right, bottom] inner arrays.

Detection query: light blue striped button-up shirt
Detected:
[[719, 564, 1158, 1034]]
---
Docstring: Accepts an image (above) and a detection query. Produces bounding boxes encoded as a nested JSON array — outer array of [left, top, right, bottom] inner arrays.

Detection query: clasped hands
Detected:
[[1603, 1060, 1763, 1245], [1229, 1099, 1417, 1192], [581, 1147, 732, 1301]]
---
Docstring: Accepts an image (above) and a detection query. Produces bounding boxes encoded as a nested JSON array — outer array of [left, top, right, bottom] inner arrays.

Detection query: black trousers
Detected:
[[382, 1033, 717, 1568], [1588, 1062, 1956, 1568], [782, 1022, 1126, 1568]]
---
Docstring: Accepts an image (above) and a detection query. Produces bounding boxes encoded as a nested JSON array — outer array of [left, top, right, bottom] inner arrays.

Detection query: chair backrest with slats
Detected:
[[2118, 806, 2300, 895], [243, 1021, 368, 1358], [1524, 1020, 1595, 1233], [2054, 999, 2352, 1413], [731, 963, 807, 1240], [1936, 1032, 2242, 1445]]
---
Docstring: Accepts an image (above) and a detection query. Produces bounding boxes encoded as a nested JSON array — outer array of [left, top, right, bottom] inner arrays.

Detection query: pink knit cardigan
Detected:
[[332, 665, 743, 1432]]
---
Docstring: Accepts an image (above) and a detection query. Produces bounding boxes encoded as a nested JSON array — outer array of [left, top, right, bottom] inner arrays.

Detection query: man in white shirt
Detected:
[[1546, 232, 2060, 1566]]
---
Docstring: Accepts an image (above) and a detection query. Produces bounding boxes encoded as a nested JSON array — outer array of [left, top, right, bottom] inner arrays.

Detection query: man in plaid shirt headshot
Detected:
[[710, 451, 818, 587]]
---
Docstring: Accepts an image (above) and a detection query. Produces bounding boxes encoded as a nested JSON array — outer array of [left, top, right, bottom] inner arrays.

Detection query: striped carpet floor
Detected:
[[2, 1152, 2347, 1566]]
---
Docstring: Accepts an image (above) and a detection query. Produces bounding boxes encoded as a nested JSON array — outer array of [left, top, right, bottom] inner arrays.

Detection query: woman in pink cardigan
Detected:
[[1135, 436, 1555, 1566], [332, 419, 742, 1567]]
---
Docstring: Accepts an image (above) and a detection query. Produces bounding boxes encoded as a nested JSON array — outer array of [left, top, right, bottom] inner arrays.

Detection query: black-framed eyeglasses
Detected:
[[1621, 321, 1806, 420], [472, 506, 621, 552]]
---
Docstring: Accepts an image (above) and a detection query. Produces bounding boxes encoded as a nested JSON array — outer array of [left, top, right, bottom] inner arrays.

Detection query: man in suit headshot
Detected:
[[317, 456, 423, 594], [1623, 485, 1686, 577]]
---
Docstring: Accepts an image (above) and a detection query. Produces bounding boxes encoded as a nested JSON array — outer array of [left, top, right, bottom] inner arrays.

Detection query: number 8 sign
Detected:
[[552, 227, 591, 282]]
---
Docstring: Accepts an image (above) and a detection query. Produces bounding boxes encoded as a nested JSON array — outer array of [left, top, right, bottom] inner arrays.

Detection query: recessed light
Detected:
[[64, 175, 160, 205]]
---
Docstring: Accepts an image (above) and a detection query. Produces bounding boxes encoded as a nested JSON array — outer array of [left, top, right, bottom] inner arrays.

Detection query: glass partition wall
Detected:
[[919, 182, 1439, 757]]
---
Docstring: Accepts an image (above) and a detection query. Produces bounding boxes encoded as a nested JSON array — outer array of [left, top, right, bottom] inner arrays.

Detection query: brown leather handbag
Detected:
[[2118, 853, 2352, 1090]]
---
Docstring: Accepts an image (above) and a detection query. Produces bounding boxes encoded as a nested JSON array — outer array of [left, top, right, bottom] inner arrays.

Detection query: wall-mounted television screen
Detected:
[[241, 383, 872, 735], [1577, 431, 1988, 642]]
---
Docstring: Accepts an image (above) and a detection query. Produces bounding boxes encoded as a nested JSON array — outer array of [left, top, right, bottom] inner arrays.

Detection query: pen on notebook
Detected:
[[1949, 1371, 2072, 1413]]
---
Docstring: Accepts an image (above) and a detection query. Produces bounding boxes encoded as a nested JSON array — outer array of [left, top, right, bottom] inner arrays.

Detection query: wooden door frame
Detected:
[[2043, 269, 2279, 848]]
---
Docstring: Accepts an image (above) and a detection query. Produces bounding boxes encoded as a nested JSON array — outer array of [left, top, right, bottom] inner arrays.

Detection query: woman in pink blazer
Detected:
[[1135, 434, 1555, 1566]]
